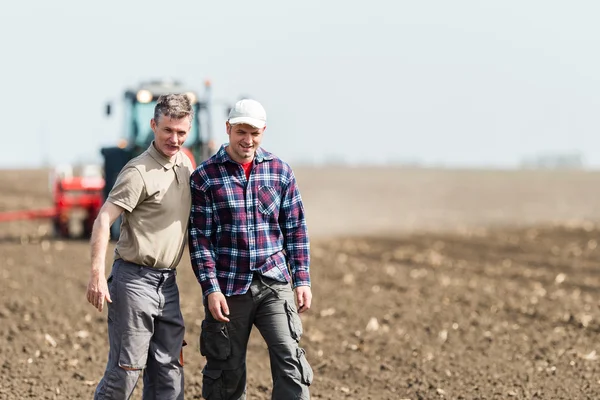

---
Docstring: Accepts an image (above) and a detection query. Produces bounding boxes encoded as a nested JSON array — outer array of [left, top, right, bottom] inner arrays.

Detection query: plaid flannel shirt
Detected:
[[188, 145, 310, 297]]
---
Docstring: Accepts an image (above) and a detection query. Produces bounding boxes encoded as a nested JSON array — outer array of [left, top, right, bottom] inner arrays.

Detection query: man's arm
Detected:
[[86, 201, 124, 312], [86, 165, 144, 312], [188, 171, 229, 321], [279, 170, 312, 312]]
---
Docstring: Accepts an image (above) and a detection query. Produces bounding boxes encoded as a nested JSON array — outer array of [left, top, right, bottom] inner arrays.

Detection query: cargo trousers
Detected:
[[200, 274, 313, 399], [94, 259, 185, 399]]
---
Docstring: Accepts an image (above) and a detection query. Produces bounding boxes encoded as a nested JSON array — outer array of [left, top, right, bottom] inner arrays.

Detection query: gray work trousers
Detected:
[[200, 275, 313, 400], [94, 259, 185, 400]]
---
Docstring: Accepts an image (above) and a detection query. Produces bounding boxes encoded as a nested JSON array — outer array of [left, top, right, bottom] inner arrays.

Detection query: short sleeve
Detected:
[[107, 166, 145, 212]]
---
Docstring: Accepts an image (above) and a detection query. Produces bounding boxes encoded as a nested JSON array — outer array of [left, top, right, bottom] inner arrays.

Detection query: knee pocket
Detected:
[[297, 347, 313, 386], [201, 367, 245, 400], [200, 321, 231, 360], [285, 300, 303, 341], [202, 368, 223, 399], [118, 332, 151, 370]]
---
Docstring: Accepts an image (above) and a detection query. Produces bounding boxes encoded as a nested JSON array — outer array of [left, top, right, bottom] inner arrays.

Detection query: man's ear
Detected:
[[150, 118, 157, 133]]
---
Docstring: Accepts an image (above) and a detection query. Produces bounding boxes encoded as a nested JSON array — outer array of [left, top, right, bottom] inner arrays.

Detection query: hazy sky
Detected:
[[2, 0, 600, 168]]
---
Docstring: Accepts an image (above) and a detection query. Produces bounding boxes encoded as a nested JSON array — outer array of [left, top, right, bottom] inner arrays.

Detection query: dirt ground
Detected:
[[2, 167, 600, 399]]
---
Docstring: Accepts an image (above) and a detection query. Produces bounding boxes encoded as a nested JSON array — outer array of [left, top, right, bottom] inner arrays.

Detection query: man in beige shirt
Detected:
[[86, 94, 194, 399]]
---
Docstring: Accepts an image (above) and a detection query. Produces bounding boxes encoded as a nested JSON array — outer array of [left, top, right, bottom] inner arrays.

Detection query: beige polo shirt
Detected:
[[107, 143, 194, 269]]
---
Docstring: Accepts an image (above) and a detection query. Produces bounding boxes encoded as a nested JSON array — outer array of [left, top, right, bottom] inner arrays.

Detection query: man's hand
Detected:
[[294, 286, 312, 313], [207, 292, 230, 322], [86, 274, 112, 312], [87, 201, 122, 312]]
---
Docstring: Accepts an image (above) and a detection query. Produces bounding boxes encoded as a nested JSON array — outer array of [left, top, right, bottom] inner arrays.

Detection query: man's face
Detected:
[[226, 122, 265, 163], [150, 115, 191, 159]]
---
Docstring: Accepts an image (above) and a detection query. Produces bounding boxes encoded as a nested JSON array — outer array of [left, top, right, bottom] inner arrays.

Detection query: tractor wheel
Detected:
[[52, 217, 69, 238]]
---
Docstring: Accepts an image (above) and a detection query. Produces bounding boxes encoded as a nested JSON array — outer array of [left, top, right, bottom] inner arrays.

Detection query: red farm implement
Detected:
[[0, 168, 104, 239]]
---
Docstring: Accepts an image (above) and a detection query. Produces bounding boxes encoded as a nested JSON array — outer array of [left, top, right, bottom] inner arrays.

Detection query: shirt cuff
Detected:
[[291, 268, 311, 289], [200, 278, 221, 298]]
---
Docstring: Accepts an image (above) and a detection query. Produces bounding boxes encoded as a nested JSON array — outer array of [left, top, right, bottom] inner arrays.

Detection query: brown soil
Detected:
[[1, 168, 600, 399]]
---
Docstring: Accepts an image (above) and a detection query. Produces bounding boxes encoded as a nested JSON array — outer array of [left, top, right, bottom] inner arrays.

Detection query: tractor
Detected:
[[0, 79, 220, 240], [102, 79, 217, 239]]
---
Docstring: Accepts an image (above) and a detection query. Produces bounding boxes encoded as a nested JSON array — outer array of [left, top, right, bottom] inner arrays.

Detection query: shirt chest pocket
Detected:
[[257, 185, 281, 216]]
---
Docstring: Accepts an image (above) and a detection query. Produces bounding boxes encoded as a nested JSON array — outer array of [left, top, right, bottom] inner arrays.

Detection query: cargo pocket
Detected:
[[200, 321, 231, 360], [118, 332, 151, 370], [285, 300, 303, 341], [202, 367, 223, 399], [296, 347, 313, 386]]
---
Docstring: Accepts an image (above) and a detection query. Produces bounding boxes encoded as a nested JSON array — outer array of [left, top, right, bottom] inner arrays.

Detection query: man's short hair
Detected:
[[154, 94, 195, 123]]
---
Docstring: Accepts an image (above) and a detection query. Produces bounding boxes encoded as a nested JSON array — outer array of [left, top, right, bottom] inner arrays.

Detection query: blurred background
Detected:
[[3, 0, 600, 169], [3, 1, 600, 399]]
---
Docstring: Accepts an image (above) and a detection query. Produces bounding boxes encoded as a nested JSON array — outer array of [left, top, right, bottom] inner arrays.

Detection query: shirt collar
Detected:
[[213, 144, 274, 165], [147, 142, 182, 170]]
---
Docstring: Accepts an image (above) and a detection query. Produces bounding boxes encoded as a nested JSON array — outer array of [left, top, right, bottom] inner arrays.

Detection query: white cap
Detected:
[[227, 99, 267, 129]]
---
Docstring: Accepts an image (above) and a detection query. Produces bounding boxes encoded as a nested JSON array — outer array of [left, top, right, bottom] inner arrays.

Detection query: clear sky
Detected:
[[2, 0, 600, 169]]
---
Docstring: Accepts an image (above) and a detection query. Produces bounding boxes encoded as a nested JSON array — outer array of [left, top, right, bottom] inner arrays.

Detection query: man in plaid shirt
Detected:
[[189, 99, 313, 399]]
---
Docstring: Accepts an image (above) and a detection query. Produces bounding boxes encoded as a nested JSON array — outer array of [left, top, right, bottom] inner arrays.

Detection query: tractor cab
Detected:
[[101, 79, 216, 239]]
